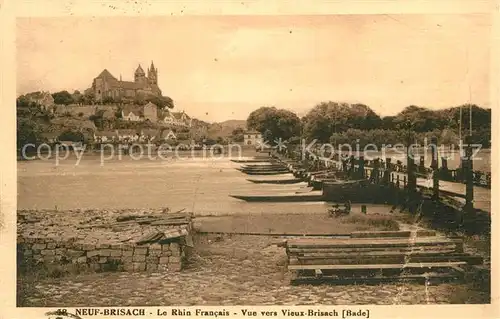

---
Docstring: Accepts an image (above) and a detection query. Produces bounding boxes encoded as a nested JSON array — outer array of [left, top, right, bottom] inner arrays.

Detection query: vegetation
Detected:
[[247, 101, 491, 147], [247, 107, 301, 143]]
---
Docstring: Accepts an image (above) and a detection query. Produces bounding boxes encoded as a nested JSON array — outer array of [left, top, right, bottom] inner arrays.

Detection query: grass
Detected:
[[339, 214, 400, 231]]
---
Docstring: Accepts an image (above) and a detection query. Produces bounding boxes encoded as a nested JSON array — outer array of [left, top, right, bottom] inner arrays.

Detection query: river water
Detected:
[[17, 148, 490, 212], [17, 154, 330, 213]]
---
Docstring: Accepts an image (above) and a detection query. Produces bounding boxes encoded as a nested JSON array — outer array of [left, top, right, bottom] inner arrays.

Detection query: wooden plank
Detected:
[[291, 273, 463, 285], [295, 250, 458, 258], [288, 237, 456, 246], [288, 246, 459, 255], [350, 230, 436, 238], [290, 255, 483, 266], [287, 261, 467, 270], [287, 238, 461, 249]]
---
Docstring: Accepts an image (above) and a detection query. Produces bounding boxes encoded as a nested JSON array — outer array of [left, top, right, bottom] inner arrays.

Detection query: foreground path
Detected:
[[19, 235, 488, 306]]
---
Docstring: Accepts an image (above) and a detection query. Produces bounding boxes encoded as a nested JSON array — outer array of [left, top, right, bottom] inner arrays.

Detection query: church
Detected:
[[90, 61, 162, 102]]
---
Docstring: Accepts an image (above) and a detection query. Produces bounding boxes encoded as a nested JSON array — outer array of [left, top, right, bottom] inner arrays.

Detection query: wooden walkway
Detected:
[[327, 160, 491, 213]]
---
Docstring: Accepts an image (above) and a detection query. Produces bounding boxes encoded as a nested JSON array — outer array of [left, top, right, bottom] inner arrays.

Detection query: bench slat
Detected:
[[288, 261, 467, 270]]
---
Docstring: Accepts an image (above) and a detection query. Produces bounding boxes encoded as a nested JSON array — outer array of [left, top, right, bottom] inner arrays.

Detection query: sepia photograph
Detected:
[[6, 3, 496, 317]]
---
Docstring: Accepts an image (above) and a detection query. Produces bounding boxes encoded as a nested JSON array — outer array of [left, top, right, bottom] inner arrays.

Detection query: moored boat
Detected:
[[246, 178, 303, 184]]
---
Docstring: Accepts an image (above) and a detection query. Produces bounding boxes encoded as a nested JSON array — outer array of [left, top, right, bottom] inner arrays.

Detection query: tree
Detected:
[[52, 90, 75, 105], [146, 95, 174, 109], [17, 119, 41, 149], [83, 89, 95, 104], [247, 106, 301, 143], [58, 130, 84, 142], [231, 127, 244, 142], [72, 90, 83, 104], [301, 101, 381, 143]]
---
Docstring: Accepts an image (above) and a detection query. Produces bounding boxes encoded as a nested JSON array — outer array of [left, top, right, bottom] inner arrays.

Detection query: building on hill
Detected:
[[91, 61, 161, 103], [121, 106, 141, 121], [25, 91, 54, 111], [143, 102, 158, 122], [243, 130, 263, 146], [160, 110, 192, 127], [120, 102, 158, 122]]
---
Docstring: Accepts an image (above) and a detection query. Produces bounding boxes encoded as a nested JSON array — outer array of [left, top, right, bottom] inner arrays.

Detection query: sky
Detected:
[[16, 15, 492, 122]]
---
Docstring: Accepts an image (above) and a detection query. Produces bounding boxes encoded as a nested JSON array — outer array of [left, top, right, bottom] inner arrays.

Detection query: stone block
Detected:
[[145, 256, 158, 263], [161, 250, 172, 257], [76, 256, 87, 264], [82, 243, 96, 250], [67, 249, 85, 257], [149, 243, 162, 251], [134, 247, 148, 255], [169, 256, 181, 263], [32, 243, 46, 250], [146, 263, 158, 272], [24, 249, 33, 256], [123, 263, 134, 272], [158, 264, 169, 271], [159, 256, 169, 264], [169, 262, 182, 272], [170, 247, 181, 257], [133, 262, 146, 272], [122, 250, 133, 257], [133, 255, 146, 262], [149, 249, 162, 256], [170, 242, 180, 251], [47, 243, 56, 249], [55, 248, 67, 255], [122, 256, 133, 263], [110, 243, 124, 249], [87, 250, 101, 258], [43, 255, 56, 263], [99, 249, 111, 257], [98, 257, 108, 264], [161, 244, 170, 252], [97, 243, 110, 249], [41, 249, 55, 256], [109, 249, 122, 257]]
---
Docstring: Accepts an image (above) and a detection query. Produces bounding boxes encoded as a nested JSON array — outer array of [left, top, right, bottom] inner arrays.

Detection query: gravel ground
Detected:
[[18, 234, 489, 307]]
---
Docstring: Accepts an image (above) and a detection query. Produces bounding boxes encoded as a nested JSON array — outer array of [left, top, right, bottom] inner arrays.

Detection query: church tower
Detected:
[[134, 64, 146, 84], [147, 61, 158, 85]]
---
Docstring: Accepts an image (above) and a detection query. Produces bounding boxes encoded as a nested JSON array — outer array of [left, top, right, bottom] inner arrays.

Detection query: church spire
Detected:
[[150, 60, 155, 71]]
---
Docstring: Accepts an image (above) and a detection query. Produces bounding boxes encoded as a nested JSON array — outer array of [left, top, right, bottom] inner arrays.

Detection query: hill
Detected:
[[206, 120, 246, 139]]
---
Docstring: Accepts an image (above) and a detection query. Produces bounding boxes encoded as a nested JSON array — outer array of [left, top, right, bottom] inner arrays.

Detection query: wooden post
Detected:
[[384, 158, 392, 185], [359, 156, 365, 179], [396, 175, 400, 188], [419, 156, 425, 173], [464, 135, 474, 212], [431, 137, 439, 200]]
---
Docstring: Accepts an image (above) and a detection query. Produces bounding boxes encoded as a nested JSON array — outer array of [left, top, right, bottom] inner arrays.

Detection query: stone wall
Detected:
[[17, 209, 194, 275], [17, 238, 186, 274]]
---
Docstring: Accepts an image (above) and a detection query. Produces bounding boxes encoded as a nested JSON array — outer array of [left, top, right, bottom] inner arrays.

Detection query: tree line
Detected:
[[245, 102, 491, 148]]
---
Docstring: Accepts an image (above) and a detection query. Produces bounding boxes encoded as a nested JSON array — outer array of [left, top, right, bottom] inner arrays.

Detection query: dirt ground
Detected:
[[18, 231, 489, 307]]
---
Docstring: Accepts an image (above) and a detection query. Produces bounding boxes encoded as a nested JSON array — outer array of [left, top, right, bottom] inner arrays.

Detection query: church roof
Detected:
[[150, 61, 155, 70], [96, 69, 117, 80], [118, 81, 141, 90], [135, 64, 145, 75]]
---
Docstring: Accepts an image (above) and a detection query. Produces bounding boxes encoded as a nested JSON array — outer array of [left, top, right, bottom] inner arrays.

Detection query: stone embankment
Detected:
[[17, 208, 193, 274]]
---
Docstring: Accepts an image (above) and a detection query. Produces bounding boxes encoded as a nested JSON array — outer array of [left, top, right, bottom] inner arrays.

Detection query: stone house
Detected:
[[243, 131, 263, 146], [143, 102, 158, 122]]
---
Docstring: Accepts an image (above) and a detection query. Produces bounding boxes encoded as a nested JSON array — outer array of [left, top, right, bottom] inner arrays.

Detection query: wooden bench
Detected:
[[285, 230, 483, 285]]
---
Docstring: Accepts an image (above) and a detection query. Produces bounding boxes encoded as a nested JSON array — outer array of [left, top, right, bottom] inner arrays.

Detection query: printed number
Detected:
[[57, 309, 68, 315]]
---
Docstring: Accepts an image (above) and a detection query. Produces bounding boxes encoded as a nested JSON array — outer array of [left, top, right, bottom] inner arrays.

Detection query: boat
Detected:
[[230, 192, 324, 202], [240, 165, 288, 171], [231, 159, 275, 163], [246, 178, 303, 184], [237, 169, 291, 175]]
